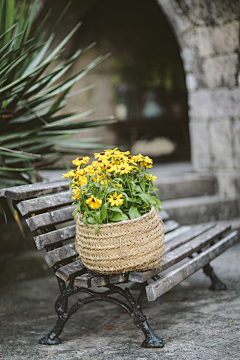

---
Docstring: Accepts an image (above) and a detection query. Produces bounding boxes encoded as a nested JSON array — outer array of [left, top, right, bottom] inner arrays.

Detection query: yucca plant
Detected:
[[0, 0, 112, 190]]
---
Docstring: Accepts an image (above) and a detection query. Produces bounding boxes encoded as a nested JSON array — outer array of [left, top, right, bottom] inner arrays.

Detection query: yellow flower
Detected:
[[79, 176, 88, 186], [62, 169, 76, 178], [86, 195, 102, 209], [104, 148, 119, 157], [141, 156, 153, 168], [108, 192, 124, 206], [116, 163, 133, 175], [125, 155, 137, 165], [131, 154, 153, 168], [72, 187, 80, 200], [113, 183, 122, 188], [105, 164, 117, 173], [146, 175, 157, 181], [72, 156, 90, 167]]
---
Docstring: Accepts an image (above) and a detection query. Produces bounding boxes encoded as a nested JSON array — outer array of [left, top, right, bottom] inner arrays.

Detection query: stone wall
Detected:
[[157, 0, 240, 197]]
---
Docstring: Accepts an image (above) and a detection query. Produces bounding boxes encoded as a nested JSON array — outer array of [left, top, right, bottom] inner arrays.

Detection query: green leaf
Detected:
[[82, 216, 87, 226], [111, 213, 129, 222], [121, 192, 135, 202], [139, 193, 156, 206], [94, 223, 99, 233], [94, 211, 101, 224], [150, 186, 160, 192], [87, 217, 96, 225], [129, 206, 141, 220], [100, 202, 108, 221], [110, 207, 123, 213], [134, 185, 142, 193]]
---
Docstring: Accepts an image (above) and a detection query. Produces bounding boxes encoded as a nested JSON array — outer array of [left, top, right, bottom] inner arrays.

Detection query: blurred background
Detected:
[[34, 0, 190, 164]]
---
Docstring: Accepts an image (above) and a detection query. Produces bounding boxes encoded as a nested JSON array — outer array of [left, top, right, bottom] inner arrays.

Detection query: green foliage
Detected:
[[0, 0, 112, 189], [65, 149, 161, 233]]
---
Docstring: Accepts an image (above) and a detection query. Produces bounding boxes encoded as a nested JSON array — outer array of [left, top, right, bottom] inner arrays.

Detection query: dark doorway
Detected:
[[36, 0, 190, 162]]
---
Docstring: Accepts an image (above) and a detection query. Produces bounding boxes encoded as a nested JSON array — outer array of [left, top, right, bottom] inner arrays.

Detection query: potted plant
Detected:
[[63, 148, 165, 274]]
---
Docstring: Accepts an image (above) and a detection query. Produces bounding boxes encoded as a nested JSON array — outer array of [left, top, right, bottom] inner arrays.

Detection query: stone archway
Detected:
[[157, 0, 240, 197]]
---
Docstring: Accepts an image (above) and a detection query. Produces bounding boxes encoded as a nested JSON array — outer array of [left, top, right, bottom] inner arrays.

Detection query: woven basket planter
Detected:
[[75, 206, 165, 274]]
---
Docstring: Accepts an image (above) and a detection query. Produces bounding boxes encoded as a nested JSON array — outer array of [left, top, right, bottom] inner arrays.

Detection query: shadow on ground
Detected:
[[0, 242, 239, 360]]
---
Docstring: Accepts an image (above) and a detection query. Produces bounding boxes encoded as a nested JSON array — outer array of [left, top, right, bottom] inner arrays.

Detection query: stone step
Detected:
[[155, 174, 217, 200], [162, 195, 240, 225]]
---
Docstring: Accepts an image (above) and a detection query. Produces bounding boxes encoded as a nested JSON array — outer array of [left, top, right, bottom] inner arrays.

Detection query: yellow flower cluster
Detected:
[[62, 149, 154, 207]]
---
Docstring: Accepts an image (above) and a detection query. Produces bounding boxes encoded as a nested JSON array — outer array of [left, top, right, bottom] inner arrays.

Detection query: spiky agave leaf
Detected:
[[0, 0, 113, 188]]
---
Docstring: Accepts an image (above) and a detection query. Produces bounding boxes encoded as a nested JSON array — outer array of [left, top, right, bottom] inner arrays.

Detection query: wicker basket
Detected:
[[75, 206, 165, 274]]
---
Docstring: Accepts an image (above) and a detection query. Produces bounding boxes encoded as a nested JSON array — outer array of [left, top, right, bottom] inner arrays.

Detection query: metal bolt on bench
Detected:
[[3, 180, 238, 347]]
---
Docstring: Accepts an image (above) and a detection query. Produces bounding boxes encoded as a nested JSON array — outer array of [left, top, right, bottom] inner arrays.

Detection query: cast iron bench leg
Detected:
[[203, 263, 227, 291], [124, 285, 164, 348], [39, 282, 164, 348]]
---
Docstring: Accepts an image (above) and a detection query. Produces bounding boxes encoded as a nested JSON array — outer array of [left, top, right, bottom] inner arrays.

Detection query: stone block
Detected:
[[209, 119, 234, 168], [215, 170, 240, 197], [162, 195, 239, 224], [178, 0, 240, 26], [233, 118, 240, 168], [202, 54, 238, 88], [157, 0, 192, 36], [156, 174, 217, 200], [189, 88, 240, 118], [197, 21, 239, 57], [186, 73, 198, 91], [189, 122, 212, 171]]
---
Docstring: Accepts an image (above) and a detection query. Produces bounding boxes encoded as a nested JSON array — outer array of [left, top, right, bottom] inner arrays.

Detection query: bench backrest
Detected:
[[3, 179, 170, 271]]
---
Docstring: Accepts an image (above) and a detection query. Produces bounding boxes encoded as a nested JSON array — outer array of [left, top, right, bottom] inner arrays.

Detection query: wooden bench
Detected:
[[3, 180, 238, 348]]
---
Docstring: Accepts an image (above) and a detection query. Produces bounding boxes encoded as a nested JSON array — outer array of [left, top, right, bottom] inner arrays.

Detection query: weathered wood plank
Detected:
[[159, 210, 169, 221], [164, 223, 216, 254], [5, 179, 69, 200], [109, 273, 128, 284], [34, 225, 76, 250], [42, 243, 77, 268], [26, 206, 75, 231], [164, 220, 179, 234], [146, 230, 239, 301], [17, 191, 72, 216], [128, 222, 220, 283], [55, 260, 86, 282], [154, 223, 231, 274], [74, 271, 97, 288], [164, 226, 191, 243], [91, 275, 109, 287]]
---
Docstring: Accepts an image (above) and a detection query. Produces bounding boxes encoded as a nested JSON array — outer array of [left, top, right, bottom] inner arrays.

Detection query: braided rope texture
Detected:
[[75, 206, 165, 274]]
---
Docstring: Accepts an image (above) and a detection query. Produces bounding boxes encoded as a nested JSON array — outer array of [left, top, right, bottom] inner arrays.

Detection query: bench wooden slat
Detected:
[[27, 207, 165, 232], [128, 222, 223, 283], [145, 230, 239, 301], [17, 191, 72, 216], [164, 220, 179, 234], [42, 243, 77, 268], [164, 223, 216, 254], [34, 225, 76, 249], [159, 210, 169, 221], [5, 179, 69, 200], [91, 274, 109, 287], [154, 223, 231, 274], [109, 273, 128, 284], [55, 260, 86, 282], [165, 226, 191, 243], [74, 271, 97, 288], [26, 206, 75, 231]]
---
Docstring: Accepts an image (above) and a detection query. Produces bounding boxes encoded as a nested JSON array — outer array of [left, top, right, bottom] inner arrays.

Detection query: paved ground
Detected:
[[0, 241, 239, 360]]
